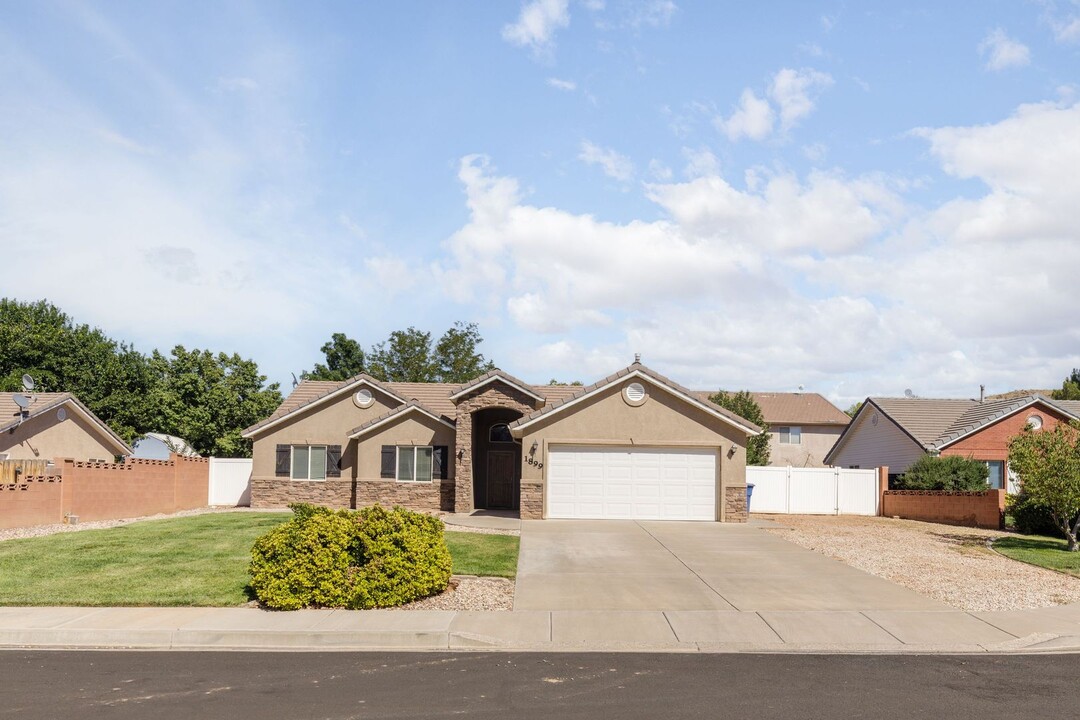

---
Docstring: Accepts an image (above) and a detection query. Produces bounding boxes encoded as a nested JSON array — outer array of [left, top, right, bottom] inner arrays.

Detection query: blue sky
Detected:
[[2, 0, 1078, 405]]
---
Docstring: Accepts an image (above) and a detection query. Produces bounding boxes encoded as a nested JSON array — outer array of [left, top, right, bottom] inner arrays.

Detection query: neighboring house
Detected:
[[132, 433, 201, 461], [692, 391, 850, 467], [825, 394, 1080, 491], [0, 392, 132, 463], [241, 361, 762, 522]]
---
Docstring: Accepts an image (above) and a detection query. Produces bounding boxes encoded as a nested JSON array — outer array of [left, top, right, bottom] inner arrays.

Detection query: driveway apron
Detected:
[[513, 520, 947, 612]]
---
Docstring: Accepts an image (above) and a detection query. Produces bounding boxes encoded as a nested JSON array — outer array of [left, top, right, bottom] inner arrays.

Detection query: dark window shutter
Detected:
[[434, 446, 449, 480], [380, 446, 395, 478], [275, 445, 290, 477], [326, 445, 342, 477]]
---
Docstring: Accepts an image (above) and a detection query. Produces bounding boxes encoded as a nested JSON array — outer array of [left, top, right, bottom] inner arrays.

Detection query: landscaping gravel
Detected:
[[759, 514, 1080, 612], [401, 576, 515, 611]]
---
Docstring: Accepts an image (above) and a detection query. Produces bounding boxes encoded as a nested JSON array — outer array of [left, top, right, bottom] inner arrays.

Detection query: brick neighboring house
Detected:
[[0, 392, 132, 464], [241, 361, 762, 522], [825, 394, 1080, 491]]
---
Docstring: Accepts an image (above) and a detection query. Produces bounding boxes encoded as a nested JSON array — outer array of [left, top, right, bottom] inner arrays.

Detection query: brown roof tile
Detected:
[[692, 391, 850, 426], [447, 368, 546, 400], [347, 400, 455, 438], [242, 374, 406, 436]]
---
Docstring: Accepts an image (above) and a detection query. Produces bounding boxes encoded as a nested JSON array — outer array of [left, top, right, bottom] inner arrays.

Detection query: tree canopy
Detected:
[[1009, 422, 1080, 551], [1051, 369, 1080, 401], [845, 401, 864, 418], [708, 390, 770, 466], [304, 333, 366, 382]]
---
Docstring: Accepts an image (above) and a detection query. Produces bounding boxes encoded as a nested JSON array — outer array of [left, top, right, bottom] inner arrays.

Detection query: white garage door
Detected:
[[547, 446, 717, 521]]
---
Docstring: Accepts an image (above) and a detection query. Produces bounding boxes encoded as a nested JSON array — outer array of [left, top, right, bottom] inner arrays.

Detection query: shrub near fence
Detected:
[[882, 489, 1005, 530]]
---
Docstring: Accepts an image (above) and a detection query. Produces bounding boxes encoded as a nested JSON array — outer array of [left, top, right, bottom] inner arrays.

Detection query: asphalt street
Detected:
[[2, 651, 1077, 719]]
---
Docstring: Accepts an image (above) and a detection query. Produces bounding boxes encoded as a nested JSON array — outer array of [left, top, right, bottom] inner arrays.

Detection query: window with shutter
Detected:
[[275, 445, 290, 477], [433, 446, 449, 480], [380, 446, 395, 478], [326, 445, 342, 477]]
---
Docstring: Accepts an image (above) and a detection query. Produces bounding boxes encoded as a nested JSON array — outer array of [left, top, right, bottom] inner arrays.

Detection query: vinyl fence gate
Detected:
[[208, 458, 253, 506], [746, 466, 879, 516]]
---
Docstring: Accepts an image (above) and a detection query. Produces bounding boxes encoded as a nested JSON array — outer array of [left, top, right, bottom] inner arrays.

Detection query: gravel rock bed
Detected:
[[400, 576, 515, 611], [0, 506, 260, 543], [759, 514, 1080, 612]]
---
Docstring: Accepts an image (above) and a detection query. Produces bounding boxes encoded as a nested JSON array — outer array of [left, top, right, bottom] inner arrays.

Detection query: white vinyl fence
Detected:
[[747, 466, 879, 516], [208, 458, 253, 506]]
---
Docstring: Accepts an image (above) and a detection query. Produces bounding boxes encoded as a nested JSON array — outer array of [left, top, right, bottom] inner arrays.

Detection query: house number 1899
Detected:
[[526, 456, 544, 470]]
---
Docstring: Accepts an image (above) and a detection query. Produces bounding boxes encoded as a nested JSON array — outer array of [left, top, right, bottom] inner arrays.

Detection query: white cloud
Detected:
[[363, 256, 415, 293], [579, 140, 635, 181], [502, 0, 571, 54], [715, 88, 774, 141], [546, 77, 577, 91], [978, 29, 1031, 70], [681, 146, 719, 178], [768, 67, 833, 131], [440, 100, 1080, 400], [802, 142, 827, 162], [648, 158, 673, 181], [625, 0, 677, 28], [1053, 16, 1080, 42]]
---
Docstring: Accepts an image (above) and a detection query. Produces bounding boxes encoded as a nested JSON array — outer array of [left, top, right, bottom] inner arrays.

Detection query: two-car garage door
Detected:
[[546, 446, 717, 521]]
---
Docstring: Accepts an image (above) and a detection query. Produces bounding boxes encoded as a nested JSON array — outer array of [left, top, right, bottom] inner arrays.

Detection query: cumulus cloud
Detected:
[[579, 140, 635, 181], [502, 0, 571, 54], [715, 89, 774, 141], [546, 77, 577, 91], [979, 29, 1031, 70], [441, 101, 1080, 401], [768, 68, 833, 131]]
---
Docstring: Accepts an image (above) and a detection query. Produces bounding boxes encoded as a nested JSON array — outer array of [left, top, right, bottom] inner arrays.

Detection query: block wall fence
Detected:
[[0, 454, 209, 529]]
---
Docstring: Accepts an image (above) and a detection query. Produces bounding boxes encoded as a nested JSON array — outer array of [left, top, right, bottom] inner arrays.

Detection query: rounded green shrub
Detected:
[[249, 503, 452, 610], [1007, 493, 1077, 539], [895, 455, 989, 492]]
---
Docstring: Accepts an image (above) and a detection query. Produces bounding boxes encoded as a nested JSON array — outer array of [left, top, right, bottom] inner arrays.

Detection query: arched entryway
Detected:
[[471, 407, 523, 511]]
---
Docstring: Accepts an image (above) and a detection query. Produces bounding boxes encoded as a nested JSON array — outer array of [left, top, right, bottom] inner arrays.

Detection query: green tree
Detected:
[[1008, 422, 1080, 551], [895, 454, 989, 492], [0, 298, 156, 442], [548, 379, 584, 386], [149, 346, 282, 458], [709, 390, 770, 466], [304, 332, 366, 381], [366, 327, 437, 382], [845, 401, 864, 418], [1051, 369, 1080, 401], [433, 322, 495, 383]]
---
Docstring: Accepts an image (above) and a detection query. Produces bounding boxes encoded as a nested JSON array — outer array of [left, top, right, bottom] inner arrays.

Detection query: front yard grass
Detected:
[[0, 513, 519, 606], [993, 536, 1080, 578]]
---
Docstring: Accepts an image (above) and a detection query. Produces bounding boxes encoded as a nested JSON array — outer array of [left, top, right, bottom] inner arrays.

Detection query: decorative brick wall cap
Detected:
[[884, 490, 995, 497]]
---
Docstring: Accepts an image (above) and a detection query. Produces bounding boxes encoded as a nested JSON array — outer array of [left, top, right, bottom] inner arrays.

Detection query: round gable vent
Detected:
[[624, 382, 647, 405], [56, 408, 67, 422], [353, 388, 374, 408], [1027, 414, 1043, 430]]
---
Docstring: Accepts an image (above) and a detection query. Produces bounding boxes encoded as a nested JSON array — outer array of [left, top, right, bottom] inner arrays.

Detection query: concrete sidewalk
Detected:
[[2, 605, 1079, 654]]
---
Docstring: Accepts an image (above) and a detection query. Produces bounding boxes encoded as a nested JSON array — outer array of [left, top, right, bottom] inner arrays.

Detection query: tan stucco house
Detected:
[[825, 394, 1080, 491], [0, 392, 132, 463], [241, 361, 762, 522]]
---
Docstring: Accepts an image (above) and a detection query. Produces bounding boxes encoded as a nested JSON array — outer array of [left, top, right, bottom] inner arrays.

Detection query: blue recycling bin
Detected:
[[746, 483, 755, 513]]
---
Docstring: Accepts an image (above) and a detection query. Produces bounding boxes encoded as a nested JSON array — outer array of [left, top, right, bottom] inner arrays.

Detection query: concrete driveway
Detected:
[[514, 520, 948, 612]]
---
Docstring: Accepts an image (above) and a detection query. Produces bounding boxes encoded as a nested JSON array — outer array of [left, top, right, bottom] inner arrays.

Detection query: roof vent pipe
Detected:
[[979, 385, 985, 403], [634, 352, 641, 364]]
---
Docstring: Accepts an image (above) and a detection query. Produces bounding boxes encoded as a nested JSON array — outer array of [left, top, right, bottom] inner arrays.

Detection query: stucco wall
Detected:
[[767, 425, 845, 467], [0, 410, 120, 462], [829, 407, 925, 473], [517, 379, 748, 521]]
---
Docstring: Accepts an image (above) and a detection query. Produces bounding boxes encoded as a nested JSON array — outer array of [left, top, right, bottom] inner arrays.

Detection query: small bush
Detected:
[[249, 503, 452, 610], [1007, 493, 1077, 539], [896, 455, 989, 492]]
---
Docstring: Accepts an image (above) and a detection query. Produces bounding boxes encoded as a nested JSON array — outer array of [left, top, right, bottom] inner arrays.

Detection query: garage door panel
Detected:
[[548, 446, 716, 521]]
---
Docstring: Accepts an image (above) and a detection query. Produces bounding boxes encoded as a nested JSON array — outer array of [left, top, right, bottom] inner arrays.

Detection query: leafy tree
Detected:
[[148, 346, 282, 458], [1008, 422, 1080, 551], [0, 298, 156, 442], [304, 332, 366, 381], [845, 401, 864, 418], [548, 379, 584, 386], [433, 321, 495, 383], [895, 454, 989, 492], [1051, 369, 1080, 401], [366, 327, 437, 382], [709, 390, 770, 466]]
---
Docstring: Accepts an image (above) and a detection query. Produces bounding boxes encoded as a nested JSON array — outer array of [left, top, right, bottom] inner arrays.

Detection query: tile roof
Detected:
[[0, 392, 132, 454], [241, 375, 406, 436], [509, 363, 763, 434], [692, 391, 850, 426], [347, 400, 455, 438], [447, 368, 545, 400]]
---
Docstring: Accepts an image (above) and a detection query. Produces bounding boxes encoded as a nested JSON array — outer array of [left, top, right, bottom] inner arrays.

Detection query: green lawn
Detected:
[[994, 536, 1080, 578], [0, 513, 519, 607]]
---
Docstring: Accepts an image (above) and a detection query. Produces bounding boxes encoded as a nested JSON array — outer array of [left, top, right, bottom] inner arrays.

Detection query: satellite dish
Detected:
[[12, 394, 30, 411], [291, 372, 299, 389], [904, 389, 914, 398], [21, 374, 35, 392]]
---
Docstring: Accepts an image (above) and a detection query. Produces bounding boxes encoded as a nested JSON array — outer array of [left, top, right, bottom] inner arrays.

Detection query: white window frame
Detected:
[[396, 446, 434, 483], [291, 445, 327, 481], [984, 459, 1005, 490], [778, 426, 802, 445]]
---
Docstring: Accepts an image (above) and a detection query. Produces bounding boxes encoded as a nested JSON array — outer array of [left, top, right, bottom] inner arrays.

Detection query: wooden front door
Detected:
[[486, 451, 516, 509]]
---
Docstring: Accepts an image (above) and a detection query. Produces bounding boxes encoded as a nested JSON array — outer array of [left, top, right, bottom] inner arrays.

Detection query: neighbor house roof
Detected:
[[692, 391, 850, 427], [0, 392, 132, 455], [825, 394, 1080, 464], [509, 363, 764, 436]]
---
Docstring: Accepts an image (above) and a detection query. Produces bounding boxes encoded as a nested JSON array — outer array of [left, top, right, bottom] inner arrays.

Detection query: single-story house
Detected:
[[132, 433, 201, 461], [241, 361, 762, 522], [825, 394, 1080, 491], [0, 392, 132, 463]]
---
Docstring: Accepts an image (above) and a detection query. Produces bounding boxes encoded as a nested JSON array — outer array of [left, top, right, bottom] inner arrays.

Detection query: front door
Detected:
[[486, 451, 516, 509]]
